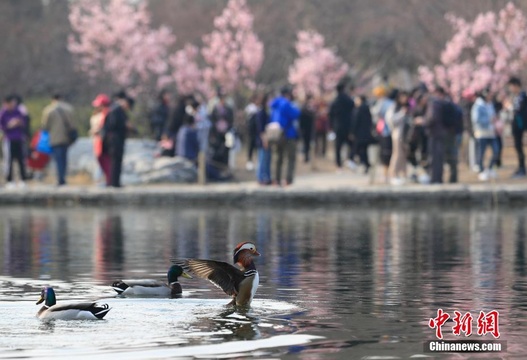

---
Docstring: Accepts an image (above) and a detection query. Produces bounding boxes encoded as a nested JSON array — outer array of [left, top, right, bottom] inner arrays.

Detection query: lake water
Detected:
[[0, 206, 525, 359]]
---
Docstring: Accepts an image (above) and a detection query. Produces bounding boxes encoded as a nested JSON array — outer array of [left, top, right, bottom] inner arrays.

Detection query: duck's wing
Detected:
[[174, 259, 245, 296], [48, 302, 95, 312]]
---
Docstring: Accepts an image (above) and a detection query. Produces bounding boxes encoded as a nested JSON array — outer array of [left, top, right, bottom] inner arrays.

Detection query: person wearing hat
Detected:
[[89, 94, 111, 186]]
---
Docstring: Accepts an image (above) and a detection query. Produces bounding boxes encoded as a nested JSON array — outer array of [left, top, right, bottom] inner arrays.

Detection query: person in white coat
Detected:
[[386, 91, 410, 185], [471, 90, 498, 181]]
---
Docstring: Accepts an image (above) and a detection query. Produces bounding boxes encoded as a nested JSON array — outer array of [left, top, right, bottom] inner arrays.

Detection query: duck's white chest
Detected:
[[250, 272, 259, 300], [236, 271, 260, 306]]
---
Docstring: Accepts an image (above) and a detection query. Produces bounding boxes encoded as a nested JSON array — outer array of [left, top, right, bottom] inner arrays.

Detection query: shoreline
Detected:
[[0, 182, 526, 208]]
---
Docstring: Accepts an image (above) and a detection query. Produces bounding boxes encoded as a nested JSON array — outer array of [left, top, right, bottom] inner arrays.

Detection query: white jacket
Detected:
[[471, 97, 496, 139]]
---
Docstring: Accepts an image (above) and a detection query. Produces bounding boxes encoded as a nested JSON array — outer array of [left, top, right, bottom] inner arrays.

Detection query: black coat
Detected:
[[425, 97, 447, 138], [351, 104, 373, 144], [255, 109, 269, 148], [167, 101, 186, 138], [513, 91, 527, 132], [103, 104, 128, 153], [150, 102, 169, 141], [329, 92, 355, 135], [150, 102, 169, 127], [210, 103, 234, 132], [299, 105, 315, 138]]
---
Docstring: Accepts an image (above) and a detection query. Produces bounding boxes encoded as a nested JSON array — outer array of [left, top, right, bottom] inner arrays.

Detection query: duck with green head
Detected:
[[111, 265, 192, 297], [36, 287, 111, 320]]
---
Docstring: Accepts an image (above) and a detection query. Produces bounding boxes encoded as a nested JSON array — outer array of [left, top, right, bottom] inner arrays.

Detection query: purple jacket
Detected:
[[0, 108, 27, 141]]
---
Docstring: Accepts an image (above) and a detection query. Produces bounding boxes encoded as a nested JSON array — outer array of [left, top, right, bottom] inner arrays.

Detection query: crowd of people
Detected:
[[0, 91, 137, 188], [0, 75, 526, 189], [243, 76, 527, 186], [152, 90, 238, 181]]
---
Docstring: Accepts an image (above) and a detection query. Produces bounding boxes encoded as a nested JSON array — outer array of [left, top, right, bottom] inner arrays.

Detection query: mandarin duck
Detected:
[[174, 242, 261, 306]]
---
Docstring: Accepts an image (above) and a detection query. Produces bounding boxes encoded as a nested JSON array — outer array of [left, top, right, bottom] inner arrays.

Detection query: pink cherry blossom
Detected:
[[68, 0, 175, 96], [420, 2, 527, 101], [159, 43, 213, 97], [288, 29, 349, 99], [201, 0, 264, 94]]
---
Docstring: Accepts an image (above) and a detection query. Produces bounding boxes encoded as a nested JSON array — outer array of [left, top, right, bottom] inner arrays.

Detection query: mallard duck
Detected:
[[36, 287, 111, 320], [174, 242, 261, 306], [111, 265, 192, 297]]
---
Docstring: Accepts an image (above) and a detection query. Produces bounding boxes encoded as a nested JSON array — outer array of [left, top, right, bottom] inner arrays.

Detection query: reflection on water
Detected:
[[94, 214, 124, 280], [199, 307, 263, 341], [0, 206, 527, 358]]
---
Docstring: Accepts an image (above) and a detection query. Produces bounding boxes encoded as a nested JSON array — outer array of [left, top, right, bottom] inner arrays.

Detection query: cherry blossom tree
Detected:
[[418, 2, 527, 100], [288, 29, 349, 99], [157, 43, 212, 97], [68, 0, 175, 96], [201, 0, 264, 94]]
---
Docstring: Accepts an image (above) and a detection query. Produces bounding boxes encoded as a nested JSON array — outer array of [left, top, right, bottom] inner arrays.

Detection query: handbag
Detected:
[[264, 122, 283, 142], [68, 128, 78, 145], [35, 130, 52, 154], [375, 118, 390, 137], [56, 107, 78, 145]]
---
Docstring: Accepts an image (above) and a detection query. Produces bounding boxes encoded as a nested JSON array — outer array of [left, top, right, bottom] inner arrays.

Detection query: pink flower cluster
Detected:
[[288, 30, 349, 99], [201, 0, 264, 94], [68, 0, 175, 96], [68, 0, 264, 97], [419, 2, 527, 100], [174, 45, 210, 97]]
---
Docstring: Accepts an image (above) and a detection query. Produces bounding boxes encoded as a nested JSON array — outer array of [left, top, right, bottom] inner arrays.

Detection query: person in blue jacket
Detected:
[[270, 86, 300, 186]]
